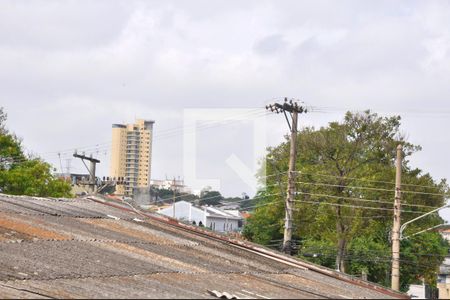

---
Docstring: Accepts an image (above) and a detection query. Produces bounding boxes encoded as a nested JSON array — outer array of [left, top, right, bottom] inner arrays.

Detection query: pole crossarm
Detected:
[[73, 153, 100, 163], [266, 98, 308, 114], [73, 152, 101, 195], [399, 203, 450, 240]]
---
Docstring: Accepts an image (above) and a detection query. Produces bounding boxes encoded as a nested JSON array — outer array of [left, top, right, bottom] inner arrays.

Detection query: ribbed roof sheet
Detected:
[[0, 194, 407, 299]]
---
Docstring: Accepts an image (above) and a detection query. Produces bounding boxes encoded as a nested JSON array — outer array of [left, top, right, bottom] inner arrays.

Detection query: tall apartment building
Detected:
[[110, 119, 154, 196]]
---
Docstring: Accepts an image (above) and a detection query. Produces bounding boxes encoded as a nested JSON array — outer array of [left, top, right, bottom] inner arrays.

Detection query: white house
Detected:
[[157, 201, 242, 233], [438, 257, 450, 299], [408, 284, 426, 299], [150, 179, 191, 194], [440, 228, 450, 242], [437, 228, 450, 299], [407, 282, 434, 299]]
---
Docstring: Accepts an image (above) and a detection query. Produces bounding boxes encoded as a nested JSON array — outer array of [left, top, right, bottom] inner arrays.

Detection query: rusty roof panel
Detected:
[[0, 194, 407, 299], [0, 213, 70, 241], [0, 195, 136, 219]]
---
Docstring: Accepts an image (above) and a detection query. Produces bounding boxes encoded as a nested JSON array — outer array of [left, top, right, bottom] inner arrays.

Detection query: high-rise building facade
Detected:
[[110, 119, 154, 196]]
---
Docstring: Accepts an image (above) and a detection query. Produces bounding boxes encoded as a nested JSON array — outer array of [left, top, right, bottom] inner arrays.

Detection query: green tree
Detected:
[[150, 186, 174, 202], [242, 190, 285, 244], [0, 107, 72, 198], [245, 110, 449, 290], [0, 107, 7, 134], [199, 190, 223, 206]]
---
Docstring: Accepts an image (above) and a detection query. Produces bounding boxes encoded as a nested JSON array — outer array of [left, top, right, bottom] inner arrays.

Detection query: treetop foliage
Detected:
[[245, 110, 449, 291], [0, 107, 72, 198]]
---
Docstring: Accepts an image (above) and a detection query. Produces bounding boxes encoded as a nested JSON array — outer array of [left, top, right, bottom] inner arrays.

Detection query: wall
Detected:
[[158, 201, 206, 225], [438, 257, 450, 299], [110, 124, 127, 195], [190, 206, 206, 226], [206, 216, 239, 233], [407, 284, 426, 299]]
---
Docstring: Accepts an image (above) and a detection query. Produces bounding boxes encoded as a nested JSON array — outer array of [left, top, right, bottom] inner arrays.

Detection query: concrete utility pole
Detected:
[[171, 177, 184, 218], [172, 177, 177, 218], [391, 144, 403, 291], [73, 152, 101, 194], [65, 159, 72, 177], [266, 98, 307, 255]]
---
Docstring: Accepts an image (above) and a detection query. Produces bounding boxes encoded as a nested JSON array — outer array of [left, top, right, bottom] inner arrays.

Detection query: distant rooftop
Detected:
[[112, 119, 155, 128]]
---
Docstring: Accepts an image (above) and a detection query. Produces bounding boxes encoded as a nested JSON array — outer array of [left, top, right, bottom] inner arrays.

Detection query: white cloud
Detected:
[[1, 0, 450, 197]]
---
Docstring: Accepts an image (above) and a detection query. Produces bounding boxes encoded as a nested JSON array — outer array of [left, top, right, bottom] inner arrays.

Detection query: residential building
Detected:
[[157, 200, 242, 233], [407, 283, 433, 299], [218, 202, 241, 210], [150, 178, 191, 194], [440, 228, 450, 242], [438, 257, 450, 299], [437, 228, 450, 299], [110, 119, 154, 196], [55, 173, 108, 196]]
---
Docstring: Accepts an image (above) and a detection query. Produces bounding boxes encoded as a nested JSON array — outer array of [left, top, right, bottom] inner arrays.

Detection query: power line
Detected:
[[38, 108, 269, 158], [299, 252, 445, 272], [156, 182, 441, 215], [158, 190, 282, 206], [339, 215, 392, 219], [234, 196, 427, 214], [3, 157, 448, 214], [263, 171, 447, 195], [309, 105, 450, 116], [296, 191, 440, 210], [39, 141, 112, 156], [291, 198, 428, 214], [263, 180, 445, 209], [294, 171, 446, 191], [293, 180, 448, 198], [9, 109, 270, 175], [28, 109, 271, 178], [154, 109, 269, 139], [299, 244, 449, 259]]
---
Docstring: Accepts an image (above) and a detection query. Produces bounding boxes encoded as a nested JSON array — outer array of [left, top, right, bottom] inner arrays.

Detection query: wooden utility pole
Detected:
[[391, 144, 403, 291], [266, 98, 307, 255]]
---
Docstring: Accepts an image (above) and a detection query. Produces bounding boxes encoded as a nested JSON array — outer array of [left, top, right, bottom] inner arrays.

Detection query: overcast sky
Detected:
[[1, 0, 450, 217]]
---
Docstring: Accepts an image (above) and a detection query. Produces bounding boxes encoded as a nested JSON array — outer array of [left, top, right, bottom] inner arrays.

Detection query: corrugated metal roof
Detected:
[[205, 206, 241, 219], [0, 193, 407, 299]]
